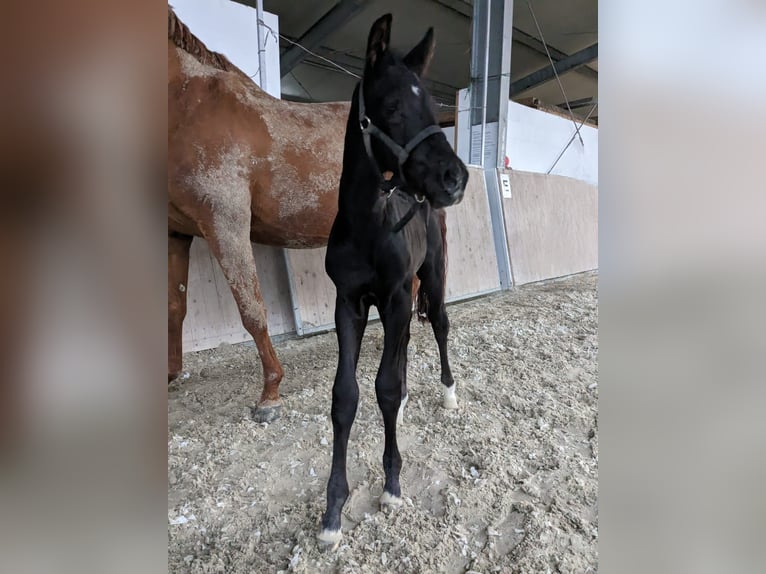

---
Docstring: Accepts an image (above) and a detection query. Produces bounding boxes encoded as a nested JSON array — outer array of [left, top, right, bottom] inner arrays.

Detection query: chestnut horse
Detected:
[[168, 7, 348, 421], [167, 8, 443, 422]]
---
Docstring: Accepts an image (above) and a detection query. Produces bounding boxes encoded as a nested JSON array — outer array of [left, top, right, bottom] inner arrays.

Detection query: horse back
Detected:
[[168, 41, 349, 246]]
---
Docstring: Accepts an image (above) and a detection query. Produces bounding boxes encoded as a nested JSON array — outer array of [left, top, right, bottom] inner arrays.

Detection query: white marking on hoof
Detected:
[[380, 491, 403, 509], [397, 394, 408, 426], [442, 384, 458, 410], [317, 528, 342, 550]]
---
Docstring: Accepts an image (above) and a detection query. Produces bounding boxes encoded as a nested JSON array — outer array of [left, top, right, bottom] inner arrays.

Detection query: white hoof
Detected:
[[442, 384, 458, 410], [317, 528, 342, 551], [380, 491, 403, 510], [397, 394, 408, 425]]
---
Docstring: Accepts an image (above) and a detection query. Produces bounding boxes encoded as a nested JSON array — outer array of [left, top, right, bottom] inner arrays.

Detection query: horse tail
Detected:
[[438, 208, 449, 290], [416, 209, 448, 323]]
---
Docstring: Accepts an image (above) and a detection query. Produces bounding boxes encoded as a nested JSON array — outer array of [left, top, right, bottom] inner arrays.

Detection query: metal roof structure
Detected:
[[234, 0, 597, 123]]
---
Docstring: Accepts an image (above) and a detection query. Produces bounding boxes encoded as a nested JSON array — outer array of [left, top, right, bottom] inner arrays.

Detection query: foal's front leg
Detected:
[[318, 296, 368, 549], [376, 287, 413, 509]]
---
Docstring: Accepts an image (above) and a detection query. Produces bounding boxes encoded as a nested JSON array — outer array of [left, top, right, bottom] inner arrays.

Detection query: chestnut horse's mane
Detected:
[[168, 6, 237, 73]]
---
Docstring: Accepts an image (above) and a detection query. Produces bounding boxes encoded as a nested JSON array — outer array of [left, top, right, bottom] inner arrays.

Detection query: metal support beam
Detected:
[[429, 0, 473, 18], [428, 0, 597, 83], [279, 0, 368, 78], [255, 0, 267, 89], [510, 43, 598, 96], [512, 27, 598, 82], [470, 0, 514, 290], [283, 38, 459, 105], [557, 96, 595, 110]]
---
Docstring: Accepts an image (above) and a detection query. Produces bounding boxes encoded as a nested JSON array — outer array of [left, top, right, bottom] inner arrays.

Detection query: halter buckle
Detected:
[[360, 116, 371, 131], [414, 193, 426, 203]]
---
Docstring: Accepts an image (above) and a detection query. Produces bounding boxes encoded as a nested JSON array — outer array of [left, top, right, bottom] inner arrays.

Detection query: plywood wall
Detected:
[[182, 239, 295, 352], [444, 166, 500, 300], [283, 247, 339, 334], [501, 169, 598, 285]]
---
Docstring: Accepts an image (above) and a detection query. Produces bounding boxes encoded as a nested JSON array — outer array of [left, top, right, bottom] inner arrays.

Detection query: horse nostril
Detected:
[[443, 167, 459, 190]]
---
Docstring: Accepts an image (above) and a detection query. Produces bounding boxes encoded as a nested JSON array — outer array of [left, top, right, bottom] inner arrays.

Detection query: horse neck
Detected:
[[337, 98, 385, 225]]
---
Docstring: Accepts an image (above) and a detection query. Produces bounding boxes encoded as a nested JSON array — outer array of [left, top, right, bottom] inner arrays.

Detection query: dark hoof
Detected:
[[168, 371, 190, 385], [251, 403, 282, 423]]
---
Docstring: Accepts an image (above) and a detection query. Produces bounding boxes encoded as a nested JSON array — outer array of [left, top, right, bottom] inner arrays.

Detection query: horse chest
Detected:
[[326, 217, 426, 298]]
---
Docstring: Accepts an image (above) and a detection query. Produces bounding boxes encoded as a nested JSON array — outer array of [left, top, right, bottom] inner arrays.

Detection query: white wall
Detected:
[[453, 91, 598, 184], [442, 126, 456, 150], [170, 0, 281, 97], [505, 100, 598, 186]]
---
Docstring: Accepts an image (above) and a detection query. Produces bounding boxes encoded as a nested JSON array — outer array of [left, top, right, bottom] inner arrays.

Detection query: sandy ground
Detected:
[[168, 272, 598, 573]]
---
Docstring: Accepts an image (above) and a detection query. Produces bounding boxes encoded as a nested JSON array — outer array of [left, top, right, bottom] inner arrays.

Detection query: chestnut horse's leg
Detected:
[[200, 223, 284, 423], [319, 294, 369, 549], [168, 232, 193, 382]]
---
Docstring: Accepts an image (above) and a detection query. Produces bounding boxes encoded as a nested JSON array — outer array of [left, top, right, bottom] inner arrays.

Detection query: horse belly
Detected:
[[249, 166, 339, 248], [248, 206, 335, 248]]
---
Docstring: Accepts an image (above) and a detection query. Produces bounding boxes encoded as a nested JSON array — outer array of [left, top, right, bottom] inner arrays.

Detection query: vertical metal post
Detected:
[[255, 0, 268, 90], [480, 1, 491, 167], [496, 0, 514, 169], [470, 0, 514, 289]]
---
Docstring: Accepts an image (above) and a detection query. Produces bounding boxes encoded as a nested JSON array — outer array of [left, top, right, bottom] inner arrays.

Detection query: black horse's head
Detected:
[[359, 14, 468, 209]]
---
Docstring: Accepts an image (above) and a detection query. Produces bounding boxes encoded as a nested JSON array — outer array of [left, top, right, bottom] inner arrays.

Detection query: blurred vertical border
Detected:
[[599, 1, 766, 573], [0, 1, 167, 572]]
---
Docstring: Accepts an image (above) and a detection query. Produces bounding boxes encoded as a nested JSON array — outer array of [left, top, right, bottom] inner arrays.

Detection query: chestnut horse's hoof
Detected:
[[251, 401, 282, 423], [168, 371, 190, 385]]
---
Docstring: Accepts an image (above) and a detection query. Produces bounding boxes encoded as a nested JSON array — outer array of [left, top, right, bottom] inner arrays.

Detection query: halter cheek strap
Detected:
[[357, 81, 441, 233]]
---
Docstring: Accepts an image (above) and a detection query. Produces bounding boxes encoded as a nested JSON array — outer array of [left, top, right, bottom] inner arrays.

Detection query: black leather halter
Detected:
[[357, 82, 442, 232]]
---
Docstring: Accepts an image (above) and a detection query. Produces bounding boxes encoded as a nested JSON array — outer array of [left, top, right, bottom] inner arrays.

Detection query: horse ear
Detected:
[[404, 28, 435, 77], [366, 13, 392, 69]]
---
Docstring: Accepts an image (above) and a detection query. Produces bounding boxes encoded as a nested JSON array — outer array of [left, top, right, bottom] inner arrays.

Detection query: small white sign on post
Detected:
[[499, 173, 512, 198]]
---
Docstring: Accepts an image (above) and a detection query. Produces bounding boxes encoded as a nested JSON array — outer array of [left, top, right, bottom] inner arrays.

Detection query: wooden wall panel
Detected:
[[182, 239, 295, 352], [283, 247, 337, 334], [444, 166, 500, 300], [501, 170, 598, 285]]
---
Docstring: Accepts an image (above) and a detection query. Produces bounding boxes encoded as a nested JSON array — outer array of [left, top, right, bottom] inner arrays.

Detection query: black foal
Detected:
[[318, 14, 469, 549]]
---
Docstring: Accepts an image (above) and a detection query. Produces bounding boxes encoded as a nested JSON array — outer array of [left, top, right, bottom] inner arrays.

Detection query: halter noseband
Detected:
[[357, 81, 441, 232]]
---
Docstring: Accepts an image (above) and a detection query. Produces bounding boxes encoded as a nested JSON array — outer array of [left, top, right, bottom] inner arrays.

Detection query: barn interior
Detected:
[[251, 0, 598, 125], [169, 0, 598, 351]]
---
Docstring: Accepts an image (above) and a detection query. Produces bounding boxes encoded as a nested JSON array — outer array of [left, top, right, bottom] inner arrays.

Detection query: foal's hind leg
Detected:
[[199, 222, 284, 423], [396, 279, 420, 425], [417, 238, 457, 410], [168, 232, 193, 382]]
